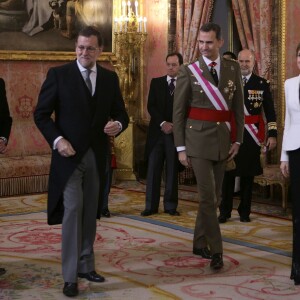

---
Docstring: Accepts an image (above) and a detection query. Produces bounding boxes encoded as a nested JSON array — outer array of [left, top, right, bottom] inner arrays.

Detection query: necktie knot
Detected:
[[208, 62, 218, 85], [169, 78, 175, 95]]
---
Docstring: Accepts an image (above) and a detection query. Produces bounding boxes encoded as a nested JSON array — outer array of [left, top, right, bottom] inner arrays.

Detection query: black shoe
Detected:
[[240, 216, 251, 222], [63, 282, 78, 297], [294, 271, 300, 285], [210, 253, 224, 270], [102, 209, 111, 218], [193, 247, 212, 259], [78, 271, 105, 282], [0, 268, 6, 276], [164, 209, 180, 216], [291, 263, 300, 285], [218, 215, 228, 223], [141, 209, 158, 216]]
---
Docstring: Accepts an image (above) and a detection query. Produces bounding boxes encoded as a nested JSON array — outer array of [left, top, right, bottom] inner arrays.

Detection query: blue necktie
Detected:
[[169, 78, 175, 95]]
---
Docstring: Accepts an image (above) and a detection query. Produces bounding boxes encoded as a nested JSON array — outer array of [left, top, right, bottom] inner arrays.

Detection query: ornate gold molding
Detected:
[[274, 0, 286, 161], [0, 0, 122, 61], [0, 51, 117, 62], [278, 0, 286, 127], [112, 1, 147, 180], [114, 119, 136, 180]]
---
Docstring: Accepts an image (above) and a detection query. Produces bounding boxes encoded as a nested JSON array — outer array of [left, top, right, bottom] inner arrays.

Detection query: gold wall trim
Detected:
[[0, 51, 117, 62], [274, 0, 286, 161], [279, 0, 286, 126]]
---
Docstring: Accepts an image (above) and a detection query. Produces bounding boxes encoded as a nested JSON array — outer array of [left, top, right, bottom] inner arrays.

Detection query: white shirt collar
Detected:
[[202, 55, 221, 67], [243, 73, 252, 81], [167, 75, 177, 83], [77, 60, 97, 74]]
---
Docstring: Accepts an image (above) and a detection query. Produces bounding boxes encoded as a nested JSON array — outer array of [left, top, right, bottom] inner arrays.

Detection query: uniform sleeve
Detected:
[[262, 80, 277, 138], [172, 65, 192, 147], [231, 62, 244, 144]]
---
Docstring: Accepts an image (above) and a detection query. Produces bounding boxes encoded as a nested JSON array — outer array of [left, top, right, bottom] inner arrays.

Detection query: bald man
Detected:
[[218, 49, 277, 223]]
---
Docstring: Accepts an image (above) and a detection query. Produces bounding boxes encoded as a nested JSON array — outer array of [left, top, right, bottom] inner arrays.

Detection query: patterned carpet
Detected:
[[0, 181, 298, 299]]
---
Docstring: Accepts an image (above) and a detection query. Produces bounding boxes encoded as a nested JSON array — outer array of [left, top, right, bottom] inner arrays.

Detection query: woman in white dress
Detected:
[[280, 42, 300, 285]]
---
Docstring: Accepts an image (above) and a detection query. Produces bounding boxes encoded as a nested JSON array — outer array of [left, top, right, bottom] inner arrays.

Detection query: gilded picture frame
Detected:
[[0, 0, 123, 61]]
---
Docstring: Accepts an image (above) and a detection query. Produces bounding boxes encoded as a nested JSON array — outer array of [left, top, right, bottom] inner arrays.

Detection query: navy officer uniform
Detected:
[[219, 72, 277, 222]]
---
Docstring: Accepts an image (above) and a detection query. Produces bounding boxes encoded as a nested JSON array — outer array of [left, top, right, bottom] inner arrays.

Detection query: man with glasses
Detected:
[[34, 26, 129, 297], [173, 22, 244, 270], [219, 49, 277, 223]]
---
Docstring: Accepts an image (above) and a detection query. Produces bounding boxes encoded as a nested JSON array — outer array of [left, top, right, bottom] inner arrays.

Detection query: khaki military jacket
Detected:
[[173, 55, 244, 161]]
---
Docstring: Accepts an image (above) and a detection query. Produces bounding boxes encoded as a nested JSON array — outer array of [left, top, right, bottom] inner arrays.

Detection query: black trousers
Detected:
[[220, 171, 254, 218], [145, 134, 178, 211], [289, 148, 300, 268]]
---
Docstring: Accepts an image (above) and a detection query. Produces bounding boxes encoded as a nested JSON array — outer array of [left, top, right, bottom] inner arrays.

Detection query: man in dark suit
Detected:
[[219, 49, 277, 223], [173, 23, 244, 269], [34, 26, 129, 297], [141, 52, 183, 217], [0, 77, 12, 276], [0, 78, 12, 155]]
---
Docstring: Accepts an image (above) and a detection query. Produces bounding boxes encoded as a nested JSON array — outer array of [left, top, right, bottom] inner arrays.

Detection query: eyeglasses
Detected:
[[77, 45, 99, 53]]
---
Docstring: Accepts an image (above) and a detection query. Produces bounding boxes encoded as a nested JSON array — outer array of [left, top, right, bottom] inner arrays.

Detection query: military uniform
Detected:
[[173, 55, 244, 254], [220, 73, 277, 220]]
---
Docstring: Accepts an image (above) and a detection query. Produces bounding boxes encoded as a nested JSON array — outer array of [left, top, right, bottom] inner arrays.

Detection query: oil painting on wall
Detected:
[[0, 0, 113, 59]]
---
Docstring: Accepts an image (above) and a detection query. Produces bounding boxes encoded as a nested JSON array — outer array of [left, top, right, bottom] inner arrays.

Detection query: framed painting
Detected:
[[0, 0, 121, 61]]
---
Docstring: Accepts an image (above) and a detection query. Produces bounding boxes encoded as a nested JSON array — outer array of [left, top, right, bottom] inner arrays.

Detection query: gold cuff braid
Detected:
[[267, 122, 277, 130]]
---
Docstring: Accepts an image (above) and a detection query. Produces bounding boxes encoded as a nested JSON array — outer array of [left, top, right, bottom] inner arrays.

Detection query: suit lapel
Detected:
[[160, 75, 168, 98], [219, 57, 229, 89]]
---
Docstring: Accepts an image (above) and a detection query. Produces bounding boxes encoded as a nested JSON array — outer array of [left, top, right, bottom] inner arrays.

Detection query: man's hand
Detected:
[[161, 122, 173, 134], [178, 150, 191, 167], [227, 143, 240, 161], [265, 137, 277, 151], [57, 138, 76, 157], [280, 161, 289, 178], [0, 139, 8, 154], [104, 121, 121, 136]]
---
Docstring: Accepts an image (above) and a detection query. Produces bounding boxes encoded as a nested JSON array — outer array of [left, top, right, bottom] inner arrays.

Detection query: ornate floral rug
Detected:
[[0, 182, 298, 299]]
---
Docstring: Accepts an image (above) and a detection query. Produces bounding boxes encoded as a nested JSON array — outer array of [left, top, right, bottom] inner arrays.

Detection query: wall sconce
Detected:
[[113, 0, 147, 118]]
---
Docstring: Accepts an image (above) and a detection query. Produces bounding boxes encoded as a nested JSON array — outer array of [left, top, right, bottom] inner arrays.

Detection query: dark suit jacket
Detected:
[[145, 75, 171, 158], [0, 78, 12, 141], [34, 61, 129, 225], [173, 56, 244, 161]]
